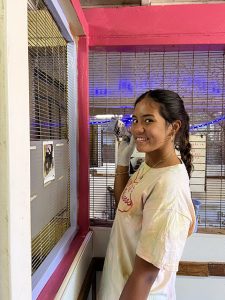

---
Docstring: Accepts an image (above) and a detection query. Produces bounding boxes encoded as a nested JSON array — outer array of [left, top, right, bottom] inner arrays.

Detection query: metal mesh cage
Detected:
[[28, 0, 70, 273], [89, 50, 225, 229]]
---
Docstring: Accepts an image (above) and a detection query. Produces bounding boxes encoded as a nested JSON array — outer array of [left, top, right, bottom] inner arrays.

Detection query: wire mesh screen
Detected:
[[28, 0, 70, 273], [89, 50, 225, 229]]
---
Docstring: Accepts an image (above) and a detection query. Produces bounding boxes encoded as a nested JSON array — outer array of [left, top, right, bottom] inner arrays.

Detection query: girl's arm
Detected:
[[119, 255, 159, 300], [114, 165, 130, 207], [114, 136, 135, 207]]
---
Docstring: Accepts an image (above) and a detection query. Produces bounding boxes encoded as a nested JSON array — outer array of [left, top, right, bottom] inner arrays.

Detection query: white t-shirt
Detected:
[[98, 162, 196, 300]]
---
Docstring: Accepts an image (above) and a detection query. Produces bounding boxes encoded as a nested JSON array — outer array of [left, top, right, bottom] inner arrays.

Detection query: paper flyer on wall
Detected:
[[43, 141, 55, 184]]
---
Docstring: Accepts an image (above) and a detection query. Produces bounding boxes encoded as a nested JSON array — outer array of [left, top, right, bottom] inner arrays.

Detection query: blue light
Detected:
[[31, 122, 64, 128], [90, 76, 223, 98], [190, 115, 225, 131], [119, 79, 133, 92], [94, 88, 107, 96], [89, 120, 111, 125], [89, 115, 225, 131]]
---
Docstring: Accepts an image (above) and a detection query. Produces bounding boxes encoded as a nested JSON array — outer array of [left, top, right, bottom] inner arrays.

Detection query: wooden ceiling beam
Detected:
[[80, 0, 225, 7], [80, 0, 141, 7]]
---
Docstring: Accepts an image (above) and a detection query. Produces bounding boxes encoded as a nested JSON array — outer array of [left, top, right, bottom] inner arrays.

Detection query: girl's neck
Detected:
[[145, 149, 180, 168]]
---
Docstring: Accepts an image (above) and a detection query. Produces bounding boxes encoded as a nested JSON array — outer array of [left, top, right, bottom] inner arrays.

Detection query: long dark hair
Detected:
[[135, 89, 193, 178]]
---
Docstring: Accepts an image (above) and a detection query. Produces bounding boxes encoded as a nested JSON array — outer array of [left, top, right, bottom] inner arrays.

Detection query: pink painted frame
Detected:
[[38, 2, 225, 298]]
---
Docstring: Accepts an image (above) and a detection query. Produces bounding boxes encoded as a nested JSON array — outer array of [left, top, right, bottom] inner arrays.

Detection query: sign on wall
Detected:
[[190, 134, 206, 192]]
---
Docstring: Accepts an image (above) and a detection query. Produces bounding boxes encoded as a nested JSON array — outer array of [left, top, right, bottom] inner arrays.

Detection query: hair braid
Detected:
[[176, 114, 193, 178]]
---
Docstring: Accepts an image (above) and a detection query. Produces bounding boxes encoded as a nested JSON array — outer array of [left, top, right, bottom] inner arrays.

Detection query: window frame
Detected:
[[30, 0, 79, 298]]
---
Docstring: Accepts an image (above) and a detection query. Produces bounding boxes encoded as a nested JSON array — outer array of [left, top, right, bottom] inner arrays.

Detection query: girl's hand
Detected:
[[117, 136, 135, 166]]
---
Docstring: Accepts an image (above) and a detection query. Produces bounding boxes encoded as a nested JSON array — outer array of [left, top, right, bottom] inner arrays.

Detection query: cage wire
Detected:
[[89, 50, 225, 229], [28, 0, 71, 273]]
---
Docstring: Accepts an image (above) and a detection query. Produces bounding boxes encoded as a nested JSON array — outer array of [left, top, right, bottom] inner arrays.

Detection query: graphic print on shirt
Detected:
[[118, 167, 144, 212]]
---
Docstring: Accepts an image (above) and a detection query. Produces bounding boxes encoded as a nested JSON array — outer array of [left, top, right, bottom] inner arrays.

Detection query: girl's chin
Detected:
[[135, 145, 151, 153]]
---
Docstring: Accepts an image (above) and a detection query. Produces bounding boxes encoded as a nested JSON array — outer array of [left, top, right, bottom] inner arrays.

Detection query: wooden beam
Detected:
[[179, 261, 225, 277], [209, 263, 225, 277], [92, 257, 225, 277], [177, 262, 209, 276], [80, 0, 141, 7], [58, 0, 89, 36], [81, 0, 225, 6], [198, 228, 225, 235]]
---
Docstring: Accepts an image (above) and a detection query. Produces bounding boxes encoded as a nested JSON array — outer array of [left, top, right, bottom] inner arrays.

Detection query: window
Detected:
[[89, 50, 225, 229], [28, 0, 77, 296]]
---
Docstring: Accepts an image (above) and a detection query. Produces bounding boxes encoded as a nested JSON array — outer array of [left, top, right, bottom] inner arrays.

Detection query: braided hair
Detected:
[[134, 89, 193, 178]]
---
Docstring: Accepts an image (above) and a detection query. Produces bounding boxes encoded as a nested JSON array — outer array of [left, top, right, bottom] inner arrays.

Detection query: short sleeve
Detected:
[[136, 179, 191, 272]]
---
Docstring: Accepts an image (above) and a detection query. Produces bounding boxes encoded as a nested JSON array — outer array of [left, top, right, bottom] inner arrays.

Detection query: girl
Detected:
[[98, 89, 196, 300]]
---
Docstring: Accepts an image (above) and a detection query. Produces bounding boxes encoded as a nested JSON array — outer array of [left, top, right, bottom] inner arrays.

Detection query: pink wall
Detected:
[[84, 4, 225, 48], [77, 36, 90, 235]]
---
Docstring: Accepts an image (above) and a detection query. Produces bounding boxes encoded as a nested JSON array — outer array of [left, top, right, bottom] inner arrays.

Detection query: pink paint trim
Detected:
[[70, 0, 89, 35], [84, 4, 225, 47], [90, 44, 225, 52], [77, 36, 90, 234], [37, 232, 87, 300]]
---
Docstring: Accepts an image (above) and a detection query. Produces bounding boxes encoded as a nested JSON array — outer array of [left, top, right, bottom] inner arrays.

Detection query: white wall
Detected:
[[177, 233, 225, 300], [0, 1, 32, 299], [176, 276, 225, 300], [92, 227, 225, 300], [55, 232, 93, 300]]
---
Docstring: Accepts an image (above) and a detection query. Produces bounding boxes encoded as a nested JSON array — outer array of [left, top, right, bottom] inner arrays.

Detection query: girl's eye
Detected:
[[132, 119, 138, 124], [145, 119, 153, 123]]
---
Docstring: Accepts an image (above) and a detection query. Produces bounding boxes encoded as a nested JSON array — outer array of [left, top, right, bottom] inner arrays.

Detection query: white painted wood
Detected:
[[190, 185, 205, 192], [190, 177, 205, 185], [182, 233, 225, 262], [193, 164, 205, 171], [190, 134, 206, 193], [57, 0, 87, 36], [0, 1, 32, 299], [45, 0, 73, 42], [67, 42, 78, 228], [176, 276, 225, 300], [191, 170, 205, 178], [141, 0, 152, 5]]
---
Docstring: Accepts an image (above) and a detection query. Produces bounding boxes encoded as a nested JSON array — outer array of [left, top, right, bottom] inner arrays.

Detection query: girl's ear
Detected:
[[169, 120, 181, 143], [171, 120, 182, 135]]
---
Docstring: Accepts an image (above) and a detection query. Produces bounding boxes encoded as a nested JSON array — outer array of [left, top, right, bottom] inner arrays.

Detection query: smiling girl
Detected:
[[98, 89, 196, 300]]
